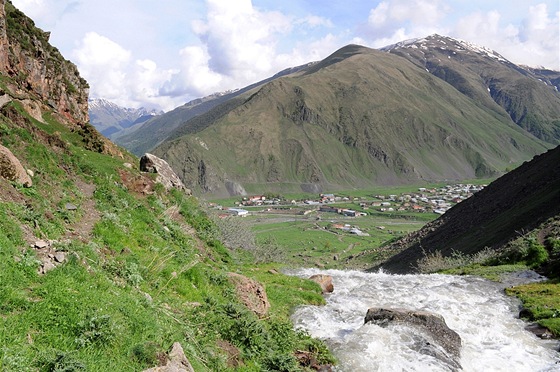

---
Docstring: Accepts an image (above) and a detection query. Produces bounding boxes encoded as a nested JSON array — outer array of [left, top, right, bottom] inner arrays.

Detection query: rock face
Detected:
[[365, 307, 462, 369], [143, 342, 194, 372], [228, 272, 270, 318], [140, 153, 189, 193], [309, 274, 334, 294], [0, 144, 32, 187], [1, 2, 89, 126]]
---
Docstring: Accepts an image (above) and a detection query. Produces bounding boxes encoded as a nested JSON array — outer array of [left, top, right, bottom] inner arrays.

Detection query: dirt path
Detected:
[[63, 179, 100, 242]]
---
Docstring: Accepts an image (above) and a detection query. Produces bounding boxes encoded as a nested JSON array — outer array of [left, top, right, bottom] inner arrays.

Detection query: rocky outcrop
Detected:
[[0, 144, 32, 186], [309, 274, 334, 294], [365, 308, 462, 369], [1, 1, 89, 126], [143, 342, 194, 372], [140, 153, 190, 193], [228, 272, 270, 318]]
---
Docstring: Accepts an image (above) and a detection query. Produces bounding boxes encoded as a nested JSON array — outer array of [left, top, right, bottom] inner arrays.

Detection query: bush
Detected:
[[74, 314, 116, 348], [37, 351, 86, 371], [525, 239, 549, 268]]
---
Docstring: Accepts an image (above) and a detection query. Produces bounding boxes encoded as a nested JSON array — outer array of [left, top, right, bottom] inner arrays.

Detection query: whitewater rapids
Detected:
[[289, 269, 560, 372]]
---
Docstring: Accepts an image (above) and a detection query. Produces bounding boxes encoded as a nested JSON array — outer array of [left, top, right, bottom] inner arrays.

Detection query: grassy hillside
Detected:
[[0, 97, 337, 371], [154, 45, 549, 196], [0, 3, 334, 370]]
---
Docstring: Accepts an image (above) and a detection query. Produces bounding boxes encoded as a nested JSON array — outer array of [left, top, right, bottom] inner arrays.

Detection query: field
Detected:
[[203, 182, 493, 269]]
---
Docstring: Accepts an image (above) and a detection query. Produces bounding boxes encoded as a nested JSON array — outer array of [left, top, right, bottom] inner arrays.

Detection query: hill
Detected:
[[115, 63, 315, 156], [378, 145, 560, 274], [0, 2, 332, 370], [150, 40, 555, 196]]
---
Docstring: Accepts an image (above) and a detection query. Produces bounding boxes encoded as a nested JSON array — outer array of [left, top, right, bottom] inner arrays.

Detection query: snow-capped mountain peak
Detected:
[[381, 34, 511, 64]]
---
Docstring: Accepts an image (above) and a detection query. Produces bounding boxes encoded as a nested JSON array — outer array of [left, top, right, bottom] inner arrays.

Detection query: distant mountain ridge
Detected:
[[114, 62, 316, 155], [88, 98, 162, 139], [107, 34, 559, 196]]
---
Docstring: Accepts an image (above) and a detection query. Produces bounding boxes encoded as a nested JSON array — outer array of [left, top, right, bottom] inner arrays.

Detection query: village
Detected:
[[214, 183, 486, 218]]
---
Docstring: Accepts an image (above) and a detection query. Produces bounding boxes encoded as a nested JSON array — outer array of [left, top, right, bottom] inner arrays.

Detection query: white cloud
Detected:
[[367, 0, 449, 38], [72, 32, 131, 99], [453, 4, 559, 70], [73, 32, 179, 110], [11, 0, 560, 112]]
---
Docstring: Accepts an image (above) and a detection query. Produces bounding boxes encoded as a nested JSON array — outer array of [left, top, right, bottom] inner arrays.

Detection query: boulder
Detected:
[[143, 342, 194, 372], [228, 272, 270, 318], [309, 274, 334, 293], [0, 144, 32, 187], [140, 153, 189, 193], [365, 307, 462, 369]]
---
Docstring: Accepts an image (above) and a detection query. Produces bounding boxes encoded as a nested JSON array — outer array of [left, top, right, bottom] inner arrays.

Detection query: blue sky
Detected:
[[11, 0, 560, 111]]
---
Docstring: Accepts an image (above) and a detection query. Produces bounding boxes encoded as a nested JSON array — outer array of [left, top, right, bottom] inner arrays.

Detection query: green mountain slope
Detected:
[[154, 44, 550, 196], [383, 35, 560, 144], [115, 63, 315, 156], [378, 145, 560, 274]]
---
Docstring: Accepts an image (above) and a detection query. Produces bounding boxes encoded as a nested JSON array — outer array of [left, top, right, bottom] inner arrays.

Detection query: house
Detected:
[[342, 209, 357, 217], [319, 205, 339, 213], [320, 193, 335, 202], [226, 208, 249, 217]]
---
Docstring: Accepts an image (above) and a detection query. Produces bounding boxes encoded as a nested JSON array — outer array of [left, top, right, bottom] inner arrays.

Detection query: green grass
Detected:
[[0, 78, 336, 370], [506, 281, 560, 337]]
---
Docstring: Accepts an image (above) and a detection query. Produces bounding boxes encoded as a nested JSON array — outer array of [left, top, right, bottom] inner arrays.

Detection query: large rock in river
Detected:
[[365, 307, 462, 369], [309, 274, 334, 294]]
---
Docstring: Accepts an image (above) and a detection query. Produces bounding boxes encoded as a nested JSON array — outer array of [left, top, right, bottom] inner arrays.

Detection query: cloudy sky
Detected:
[[11, 0, 560, 112]]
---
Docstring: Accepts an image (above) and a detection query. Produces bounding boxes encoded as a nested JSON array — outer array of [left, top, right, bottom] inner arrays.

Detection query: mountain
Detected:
[[382, 35, 560, 144], [378, 145, 560, 275], [115, 63, 316, 156], [148, 38, 558, 196], [0, 2, 332, 370], [88, 98, 162, 139]]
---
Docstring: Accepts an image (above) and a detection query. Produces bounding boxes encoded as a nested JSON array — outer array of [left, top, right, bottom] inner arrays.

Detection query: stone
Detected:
[[309, 274, 334, 293], [0, 144, 32, 187], [34, 240, 49, 249], [228, 272, 270, 318], [123, 162, 133, 169], [39, 260, 56, 275], [142, 342, 195, 372], [65, 203, 77, 210], [140, 153, 189, 193], [364, 307, 462, 369], [54, 251, 66, 263]]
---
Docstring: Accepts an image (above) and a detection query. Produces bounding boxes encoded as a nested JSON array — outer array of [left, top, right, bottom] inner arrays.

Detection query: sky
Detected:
[[10, 0, 560, 112]]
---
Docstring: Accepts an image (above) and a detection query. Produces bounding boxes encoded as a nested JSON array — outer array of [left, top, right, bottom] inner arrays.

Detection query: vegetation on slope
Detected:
[[0, 98, 334, 370]]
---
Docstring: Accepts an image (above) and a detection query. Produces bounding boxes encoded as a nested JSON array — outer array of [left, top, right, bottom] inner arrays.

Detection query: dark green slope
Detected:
[[154, 44, 548, 196], [379, 145, 560, 274]]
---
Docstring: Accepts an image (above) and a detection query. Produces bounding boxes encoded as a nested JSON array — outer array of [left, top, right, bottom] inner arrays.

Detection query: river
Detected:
[[289, 269, 560, 371]]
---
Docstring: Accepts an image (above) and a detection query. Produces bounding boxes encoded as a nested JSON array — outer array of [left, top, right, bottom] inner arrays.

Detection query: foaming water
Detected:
[[289, 269, 560, 372]]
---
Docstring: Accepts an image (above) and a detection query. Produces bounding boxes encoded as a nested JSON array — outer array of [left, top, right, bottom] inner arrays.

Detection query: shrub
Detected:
[[37, 351, 86, 372], [74, 314, 116, 348], [525, 239, 549, 268]]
